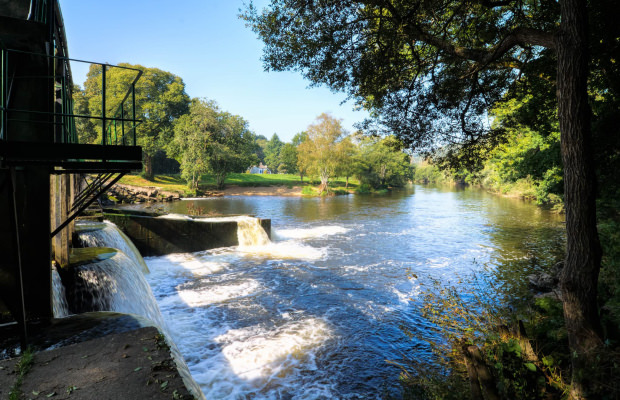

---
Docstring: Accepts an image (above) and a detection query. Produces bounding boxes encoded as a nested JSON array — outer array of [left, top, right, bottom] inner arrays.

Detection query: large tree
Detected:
[[83, 64, 190, 180], [278, 142, 299, 174], [264, 133, 284, 172], [169, 99, 257, 190], [298, 113, 348, 193], [359, 135, 412, 188], [244, 0, 608, 397]]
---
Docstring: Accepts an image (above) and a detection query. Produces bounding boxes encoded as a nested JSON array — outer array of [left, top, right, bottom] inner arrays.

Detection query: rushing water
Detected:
[[77, 220, 150, 273], [52, 266, 69, 318], [122, 185, 565, 399]]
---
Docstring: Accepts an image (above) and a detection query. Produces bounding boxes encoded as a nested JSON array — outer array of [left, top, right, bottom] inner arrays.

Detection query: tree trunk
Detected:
[[216, 174, 226, 190], [556, 0, 603, 397], [143, 153, 154, 181]]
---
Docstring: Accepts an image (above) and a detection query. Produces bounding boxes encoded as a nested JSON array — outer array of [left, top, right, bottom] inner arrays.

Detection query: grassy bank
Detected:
[[118, 173, 359, 196]]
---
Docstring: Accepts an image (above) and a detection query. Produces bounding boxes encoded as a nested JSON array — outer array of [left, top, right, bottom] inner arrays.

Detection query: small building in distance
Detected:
[[248, 163, 272, 174]]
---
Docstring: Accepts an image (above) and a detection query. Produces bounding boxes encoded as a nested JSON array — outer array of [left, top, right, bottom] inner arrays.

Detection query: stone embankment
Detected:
[[105, 184, 182, 204]]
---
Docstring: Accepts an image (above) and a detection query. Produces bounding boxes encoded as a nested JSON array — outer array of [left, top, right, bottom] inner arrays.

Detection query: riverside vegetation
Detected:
[[73, 0, 620, 397]]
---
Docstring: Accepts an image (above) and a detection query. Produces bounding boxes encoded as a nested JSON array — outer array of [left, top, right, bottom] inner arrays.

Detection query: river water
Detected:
[[132, 185, 564, 399]]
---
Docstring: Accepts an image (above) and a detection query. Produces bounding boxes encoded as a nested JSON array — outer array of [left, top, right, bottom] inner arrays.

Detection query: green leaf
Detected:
[[160, 380, 169, 390], [134, 367, 142, 372], [46, 392, 56, 398], [524, 362, 537, 372]]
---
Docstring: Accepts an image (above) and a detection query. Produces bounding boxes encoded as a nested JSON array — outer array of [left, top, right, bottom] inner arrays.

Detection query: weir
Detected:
[[104, 209, 272, 256], [47, 215, 273, 398]]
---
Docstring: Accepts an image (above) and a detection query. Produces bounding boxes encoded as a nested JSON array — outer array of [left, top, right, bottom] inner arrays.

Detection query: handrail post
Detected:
[[132, 83, 136, 146], [1, 48, 6, 140], [101, 64, 106, 145], [121, 103, 125, 145]]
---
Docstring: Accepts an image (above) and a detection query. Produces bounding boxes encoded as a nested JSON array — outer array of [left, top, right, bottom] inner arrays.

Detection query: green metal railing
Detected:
[[0, 47, 142, 147]]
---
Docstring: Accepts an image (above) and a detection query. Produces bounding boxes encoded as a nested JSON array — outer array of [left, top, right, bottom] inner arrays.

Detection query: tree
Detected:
[[278, 142, 298, 174], [359, 135, 412, 188], [335, 135, 359, 188], [292, 131, 309, 181], [244, 1, 607, 396], [83, 64, 190, 180], [72, 85, 97, 144], [264, 133, 284, 172], [168, 99, 217, 189], [298, 113, 347, 193], [169, 99, 257, 190], [254, 134, 268, 164]]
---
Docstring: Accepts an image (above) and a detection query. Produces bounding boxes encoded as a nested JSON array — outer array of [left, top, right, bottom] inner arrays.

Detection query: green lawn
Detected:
[[119, 173, 360, 195]]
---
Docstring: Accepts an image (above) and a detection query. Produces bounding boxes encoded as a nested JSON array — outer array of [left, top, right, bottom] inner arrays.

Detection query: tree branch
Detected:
[[410, 25, 555, 65]]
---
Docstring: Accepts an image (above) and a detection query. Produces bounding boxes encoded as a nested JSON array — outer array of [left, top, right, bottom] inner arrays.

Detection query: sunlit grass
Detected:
[[118, 173, 359, 195]]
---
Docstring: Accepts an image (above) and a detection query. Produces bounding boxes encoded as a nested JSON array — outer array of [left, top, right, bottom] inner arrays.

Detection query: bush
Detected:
[[356, 183, 372, 194], [301, 186, 315, 196]]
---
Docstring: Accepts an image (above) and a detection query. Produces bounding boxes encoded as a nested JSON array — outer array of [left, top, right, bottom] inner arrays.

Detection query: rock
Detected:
[[528, 272, 558, 292]]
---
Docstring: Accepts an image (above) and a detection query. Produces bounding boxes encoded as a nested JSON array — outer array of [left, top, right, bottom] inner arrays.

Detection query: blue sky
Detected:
[[59, 0, 368, 142]]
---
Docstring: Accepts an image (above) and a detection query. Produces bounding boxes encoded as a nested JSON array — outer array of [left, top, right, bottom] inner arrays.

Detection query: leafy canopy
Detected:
[[242, 0, 557, 159], [168, 99, 258, 189]]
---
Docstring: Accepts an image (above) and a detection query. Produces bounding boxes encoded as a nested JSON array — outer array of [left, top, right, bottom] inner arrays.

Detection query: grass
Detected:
[[118, 173, 359, 195], [9, 347, 34, 400]]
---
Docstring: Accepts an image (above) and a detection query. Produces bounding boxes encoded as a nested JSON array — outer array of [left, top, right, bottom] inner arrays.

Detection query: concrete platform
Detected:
[[0, 313, 202, 399]]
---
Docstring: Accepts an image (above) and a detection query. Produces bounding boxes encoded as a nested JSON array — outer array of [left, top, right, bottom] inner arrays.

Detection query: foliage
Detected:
[[73, 85, 97, 144], [278, 143, 298, 174], [264, 133, 284, 173], [473, 96, 563, 207], [413, 161, 449, 184], [292, 131, 309, 181], [357, 135, 412, 189], [243, 0, 560, 153], [334, 135, 359, 188], [168, 99, 257, 189], [297, 113, 348, 193], [398, 274, 571, 400], [82, 63, 190, 179], [253, 134, 268, 164]]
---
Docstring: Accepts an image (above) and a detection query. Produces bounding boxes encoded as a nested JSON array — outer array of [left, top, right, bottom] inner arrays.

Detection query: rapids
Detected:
[[130, 185, 565, 399]]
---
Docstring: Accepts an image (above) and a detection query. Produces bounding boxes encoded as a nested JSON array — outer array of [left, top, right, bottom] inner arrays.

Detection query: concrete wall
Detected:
[[104, 213, 271, 256]]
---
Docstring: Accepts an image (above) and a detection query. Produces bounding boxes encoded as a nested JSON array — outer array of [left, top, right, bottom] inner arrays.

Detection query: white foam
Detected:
[[178, 280, 262, 307], [215, 318, 332, 381], [236, 241, 326, 261], [274, 226, 350, 240]]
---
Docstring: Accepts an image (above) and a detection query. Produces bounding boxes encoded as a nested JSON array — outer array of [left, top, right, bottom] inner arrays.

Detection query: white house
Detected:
[[248, 163, 272, 174]]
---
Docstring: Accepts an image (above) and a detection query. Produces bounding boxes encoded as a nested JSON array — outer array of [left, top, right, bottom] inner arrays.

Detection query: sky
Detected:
[[59, 0, 369, 143]]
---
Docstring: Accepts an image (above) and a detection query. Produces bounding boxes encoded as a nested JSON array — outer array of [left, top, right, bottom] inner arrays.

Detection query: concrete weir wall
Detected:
[[104, 211, 271, 256]]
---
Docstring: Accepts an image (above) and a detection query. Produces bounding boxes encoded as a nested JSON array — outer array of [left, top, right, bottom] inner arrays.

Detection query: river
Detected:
[[127, 184, 564, 399]]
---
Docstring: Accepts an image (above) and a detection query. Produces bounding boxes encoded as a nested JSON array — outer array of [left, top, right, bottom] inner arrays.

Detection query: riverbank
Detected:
[[105, 173, 360, 203]]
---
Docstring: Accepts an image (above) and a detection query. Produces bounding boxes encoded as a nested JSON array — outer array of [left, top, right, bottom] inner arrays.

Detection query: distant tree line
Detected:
[[75, 67, 412, 192]]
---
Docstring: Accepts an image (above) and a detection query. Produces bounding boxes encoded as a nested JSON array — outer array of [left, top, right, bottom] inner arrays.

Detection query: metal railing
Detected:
[[0, 47, 142, 147]]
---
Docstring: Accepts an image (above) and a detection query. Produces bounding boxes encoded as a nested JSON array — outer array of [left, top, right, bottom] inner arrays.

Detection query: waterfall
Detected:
[[72, 251, 164, 327], [74, 222, 205, 400], [158, 214, 271, 247], [52, 266, 69, 318], [77, 220, 149, 273], [235, 216, 270, 247]]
